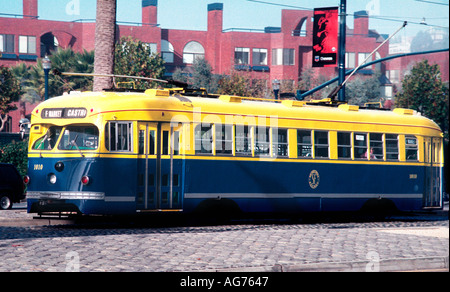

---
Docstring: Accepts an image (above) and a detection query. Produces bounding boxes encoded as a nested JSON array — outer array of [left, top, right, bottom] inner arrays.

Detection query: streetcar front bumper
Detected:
[[27, 191, 105, 214], [27, 191, 105, 201]]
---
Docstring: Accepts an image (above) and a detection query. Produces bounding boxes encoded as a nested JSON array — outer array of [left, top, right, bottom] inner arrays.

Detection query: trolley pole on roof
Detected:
[[338, 0, 347, 102]]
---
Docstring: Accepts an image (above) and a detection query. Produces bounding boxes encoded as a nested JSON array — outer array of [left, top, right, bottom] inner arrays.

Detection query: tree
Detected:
[[10, 63, 38, 104], [172, 58, 220, 93], [410, 30, 434, 53], [11, 48, 94, 101], [0, 66, 22, 131], [114, 36, 165, 89], [93, 0, 117, 91], [298, 67, 334, 100], [0, 140, 28, 177], [345, 71, 382, 105], [217, 71, 251, 97], [395, 59, 449, 138]]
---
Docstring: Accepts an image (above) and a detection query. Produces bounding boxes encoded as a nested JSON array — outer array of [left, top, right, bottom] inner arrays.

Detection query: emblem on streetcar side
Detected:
[[308, 170, 320, 189]]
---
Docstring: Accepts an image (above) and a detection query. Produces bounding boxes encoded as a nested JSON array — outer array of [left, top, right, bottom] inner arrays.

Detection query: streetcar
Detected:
[[25, 86, 444, 217]]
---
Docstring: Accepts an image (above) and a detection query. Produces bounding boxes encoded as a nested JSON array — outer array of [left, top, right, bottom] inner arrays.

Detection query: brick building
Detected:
[[1, 0, 448, 133]]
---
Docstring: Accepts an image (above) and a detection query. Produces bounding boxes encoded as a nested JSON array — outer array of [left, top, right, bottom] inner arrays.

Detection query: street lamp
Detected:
[[338, 0, 346, 102], [42, 55, 51, 100]]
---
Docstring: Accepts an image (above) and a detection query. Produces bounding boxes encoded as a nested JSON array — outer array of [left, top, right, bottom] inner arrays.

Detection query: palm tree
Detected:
[[93, 0, 117, 91], [11, 48, 95, 102]]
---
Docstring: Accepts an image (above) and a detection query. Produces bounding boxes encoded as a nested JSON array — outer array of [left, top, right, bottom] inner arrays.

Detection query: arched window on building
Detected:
[[40, 32, 59, 57], [292, 17, 307, 37], [183, 41, 205, 64], [161, 40, 174, 63]]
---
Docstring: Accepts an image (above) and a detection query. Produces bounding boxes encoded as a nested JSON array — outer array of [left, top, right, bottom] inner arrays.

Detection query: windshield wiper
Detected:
[[71, 134, 85, 158]]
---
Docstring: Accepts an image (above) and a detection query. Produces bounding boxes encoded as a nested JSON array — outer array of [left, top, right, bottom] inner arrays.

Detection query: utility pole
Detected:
[[338, 0, 346, 102]]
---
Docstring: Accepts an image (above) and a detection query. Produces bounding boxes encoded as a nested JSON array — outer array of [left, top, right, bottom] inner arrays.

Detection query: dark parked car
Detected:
[[0, 163, 26, 210]]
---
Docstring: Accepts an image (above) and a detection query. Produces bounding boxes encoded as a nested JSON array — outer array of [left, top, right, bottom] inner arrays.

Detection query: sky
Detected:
[[1, 0, 448, 39]]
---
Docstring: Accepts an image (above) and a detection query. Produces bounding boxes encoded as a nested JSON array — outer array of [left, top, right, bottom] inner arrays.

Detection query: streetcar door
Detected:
[[157, 122, 183, 210], [137, 122, 158, 210], [423, 138, 442, 208]]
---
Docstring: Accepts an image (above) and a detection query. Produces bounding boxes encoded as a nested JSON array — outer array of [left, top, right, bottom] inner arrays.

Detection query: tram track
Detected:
[[0, 203, 447, 229]]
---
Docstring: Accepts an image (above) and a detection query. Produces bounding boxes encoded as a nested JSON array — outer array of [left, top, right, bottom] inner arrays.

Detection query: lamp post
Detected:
[[42, 55, 51, 100], [337, 0, 346, 102]]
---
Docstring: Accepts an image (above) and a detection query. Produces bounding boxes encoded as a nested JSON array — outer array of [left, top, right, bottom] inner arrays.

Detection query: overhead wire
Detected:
[[246, 0, 449, 29]]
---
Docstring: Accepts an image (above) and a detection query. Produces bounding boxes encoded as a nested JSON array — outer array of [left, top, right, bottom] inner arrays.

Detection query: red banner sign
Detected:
[[312, 7, 339, 67]]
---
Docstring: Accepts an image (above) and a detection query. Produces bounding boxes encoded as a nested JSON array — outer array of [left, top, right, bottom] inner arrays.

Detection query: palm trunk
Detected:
[[93, 0, 117, 91]]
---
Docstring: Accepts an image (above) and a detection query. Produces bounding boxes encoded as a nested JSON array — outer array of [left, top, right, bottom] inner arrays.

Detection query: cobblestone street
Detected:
[[0, 208, 448, 272]]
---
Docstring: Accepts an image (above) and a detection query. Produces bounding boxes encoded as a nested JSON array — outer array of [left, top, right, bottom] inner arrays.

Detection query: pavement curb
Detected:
[[209, 256, 449, 272]]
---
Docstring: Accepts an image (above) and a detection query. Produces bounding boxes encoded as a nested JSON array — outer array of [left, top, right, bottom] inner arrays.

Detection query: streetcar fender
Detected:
[[360, 198, 398, 213]]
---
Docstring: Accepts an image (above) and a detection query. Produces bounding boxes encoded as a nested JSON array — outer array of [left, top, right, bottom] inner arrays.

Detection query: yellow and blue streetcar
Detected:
[[25, 87, 444, 217]]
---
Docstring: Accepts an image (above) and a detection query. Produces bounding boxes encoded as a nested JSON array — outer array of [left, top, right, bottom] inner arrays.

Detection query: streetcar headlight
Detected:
[[55, 161, 64, 172], [48, 173, 57, 184], [81, 176, 90, 185]]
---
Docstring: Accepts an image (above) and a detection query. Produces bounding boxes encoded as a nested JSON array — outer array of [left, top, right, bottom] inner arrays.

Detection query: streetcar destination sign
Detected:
[[41, 108, 87, 119]]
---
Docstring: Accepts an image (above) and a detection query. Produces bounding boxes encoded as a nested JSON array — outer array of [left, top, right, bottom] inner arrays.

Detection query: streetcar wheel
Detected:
[[194, 198, 242, 223], [0, 195, 13, 210], [360, 198, 397, 214]]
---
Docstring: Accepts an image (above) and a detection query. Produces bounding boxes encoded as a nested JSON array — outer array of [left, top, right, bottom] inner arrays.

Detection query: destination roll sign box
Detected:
[[41, 108, 88, 119]]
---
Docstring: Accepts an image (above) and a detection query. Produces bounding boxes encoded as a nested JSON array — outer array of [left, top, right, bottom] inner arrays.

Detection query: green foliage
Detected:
[[10, 63, 39, 104], [216, 69, 277, 98], [345, 71, 382, 105], [0, 140, 28, 177], [173, 58, 221, 93], [298, 68, 383, 104], [0, 65, 22, 114], [10, 48, 94, 102], [395, 59, 449, 138], [171, 68, 189, 85], [114, 36, 165, 89], [298, 67, 335, 100], [11, 41, 166, 100], [217, 71, 252, 97], [174, 60, 277, 98]]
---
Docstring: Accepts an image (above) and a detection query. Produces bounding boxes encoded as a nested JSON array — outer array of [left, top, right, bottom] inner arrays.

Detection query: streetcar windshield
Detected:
[[32, 126, 63, 150], [58, 125, 99, 150]]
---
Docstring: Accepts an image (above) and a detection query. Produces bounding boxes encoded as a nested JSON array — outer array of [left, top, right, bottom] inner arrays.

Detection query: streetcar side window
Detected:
[[195, 124, 213, 154], [354, 133, 367, 159], [235, 125, 252, 156], [297, 130, 312, 158], [215, 124, 233, 155], [273, 128, 288, 157], [105, 122, 133, 152], [369, 133, 383, 160], [337, 132, 351, 159], [385, 134, 398, 160], [314, 131, 329, 158], [405, 136, 418, 161], [255, 127, 270, 156]]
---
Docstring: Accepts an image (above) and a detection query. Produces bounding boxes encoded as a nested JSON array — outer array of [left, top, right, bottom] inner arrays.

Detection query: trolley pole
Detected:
[[338, 0, 346, 102]]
